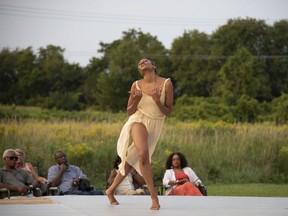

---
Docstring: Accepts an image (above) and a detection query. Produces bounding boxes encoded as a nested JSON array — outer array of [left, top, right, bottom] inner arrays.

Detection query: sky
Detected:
[[0, 0, 287, 66]]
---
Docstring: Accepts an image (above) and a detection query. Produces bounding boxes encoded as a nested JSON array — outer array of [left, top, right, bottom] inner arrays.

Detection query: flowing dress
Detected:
[[117, 78, 170, 176]]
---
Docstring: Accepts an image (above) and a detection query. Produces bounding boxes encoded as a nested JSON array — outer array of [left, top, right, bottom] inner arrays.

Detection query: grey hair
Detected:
[[15, 148, 25, 158], [3, 149, 16, 159]]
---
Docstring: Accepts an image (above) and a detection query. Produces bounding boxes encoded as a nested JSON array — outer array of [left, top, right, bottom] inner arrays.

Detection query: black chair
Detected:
[[0, 188, 10, 199]]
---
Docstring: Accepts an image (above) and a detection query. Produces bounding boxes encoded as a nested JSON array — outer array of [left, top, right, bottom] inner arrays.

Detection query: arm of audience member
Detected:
[[186, 167, 202, 186], [75, 167, 87, 179], [27, 163, 48, 182], [0, 170, 29, 193], [36, 176, 48, 183], [0, 182, 30, 194], [162, 169, 180, 186], [71, 176, 82, 186], [72, 167, 88, 186], [0, 182, 5, 188], [20, 168, 40, 189], [163, 170, 175, 186], [131, 169, 146, 186], [177, 178, 190, 184], [48, 164, 67, 187], [107, 169, 117, 187]]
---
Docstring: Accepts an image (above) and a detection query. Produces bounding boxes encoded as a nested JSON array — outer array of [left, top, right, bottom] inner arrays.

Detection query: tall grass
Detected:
[[156, 121, 288, 185], [0, 119, 123, 189], [0, 106, 287, 190], [1, 119, 287, 189]]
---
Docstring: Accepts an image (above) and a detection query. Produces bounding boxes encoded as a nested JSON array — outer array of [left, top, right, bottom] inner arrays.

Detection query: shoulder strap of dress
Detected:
[[162, 78, 170, 91], [135, 80, 140, 90]]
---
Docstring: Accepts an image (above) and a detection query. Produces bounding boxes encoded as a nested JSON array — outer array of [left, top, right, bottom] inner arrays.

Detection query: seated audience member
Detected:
[[0, 149, 40, 196], [47, 150, 103, 195], [107, 156, 146, 195], [162, 152, 203, 196], [15, 148, 47, 195]]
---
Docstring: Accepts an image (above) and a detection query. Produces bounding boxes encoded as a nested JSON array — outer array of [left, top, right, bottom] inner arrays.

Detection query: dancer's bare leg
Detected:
[[106, 162, 132, 205], [131, 123, 160, 210]]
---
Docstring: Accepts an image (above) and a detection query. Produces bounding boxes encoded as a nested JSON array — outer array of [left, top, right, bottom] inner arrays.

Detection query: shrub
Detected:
[[172, 96, 230, 121], [233, 95, 260, 122], [272, 93, 288, 124], [47, 91, 83, 111]]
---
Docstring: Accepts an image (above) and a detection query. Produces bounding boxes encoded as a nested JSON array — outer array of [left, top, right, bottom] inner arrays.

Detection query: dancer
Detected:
[[106, 58, 173, 210]]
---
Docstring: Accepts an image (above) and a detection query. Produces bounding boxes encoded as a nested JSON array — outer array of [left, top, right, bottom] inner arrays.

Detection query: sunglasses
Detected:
[[5, 156, 18, 161]]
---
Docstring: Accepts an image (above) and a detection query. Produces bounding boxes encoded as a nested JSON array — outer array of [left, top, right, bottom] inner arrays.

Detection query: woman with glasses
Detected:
[[106, 58, 173, 210]]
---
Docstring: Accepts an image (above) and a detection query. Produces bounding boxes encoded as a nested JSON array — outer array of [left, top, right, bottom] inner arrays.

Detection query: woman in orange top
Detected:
[[162, 152, 203, 196]]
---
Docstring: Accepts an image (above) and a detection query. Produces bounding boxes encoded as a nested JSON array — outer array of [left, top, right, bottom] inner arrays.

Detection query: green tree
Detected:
[[0, 48, 19, 104], [211, 18, 270, 56], [82, 57, 108, 107], [96, 29, 167, 111], [15, 47, 37, 104], [170, 30, 212, 97], [210, 18, 273, 102], [35, 45, 67, 94], [272, 93, 288, 123], [214, 47, 270, 104], [234, 95, 260, 122], [26, 45, 84, 109], [266, 20, 288, 97]]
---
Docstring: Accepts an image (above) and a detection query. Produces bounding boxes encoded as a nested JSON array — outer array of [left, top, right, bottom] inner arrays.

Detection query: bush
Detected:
[[273, 146, 288, 180], [272, 93, 288, 124], [233, 95, 260, 122], [47, 91, 85, 111], [172, 96, 230, 121]]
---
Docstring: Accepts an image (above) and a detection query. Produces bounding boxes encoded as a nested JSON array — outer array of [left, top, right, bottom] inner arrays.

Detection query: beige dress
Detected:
[[117, 78, 170, 176]]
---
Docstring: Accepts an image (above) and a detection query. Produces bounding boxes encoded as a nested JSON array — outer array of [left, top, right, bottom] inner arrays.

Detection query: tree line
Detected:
[[1, 18, 287, 123]]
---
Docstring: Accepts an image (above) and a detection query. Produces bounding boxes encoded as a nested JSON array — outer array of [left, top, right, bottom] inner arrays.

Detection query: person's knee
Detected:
[[138, 153, 149, 165]]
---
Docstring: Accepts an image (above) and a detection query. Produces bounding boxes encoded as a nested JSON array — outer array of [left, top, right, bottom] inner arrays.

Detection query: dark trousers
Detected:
[[63, 189, 104, 195]]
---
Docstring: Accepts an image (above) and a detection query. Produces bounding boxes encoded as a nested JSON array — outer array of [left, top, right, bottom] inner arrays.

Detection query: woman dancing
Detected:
[[106, 58, 173, 210]]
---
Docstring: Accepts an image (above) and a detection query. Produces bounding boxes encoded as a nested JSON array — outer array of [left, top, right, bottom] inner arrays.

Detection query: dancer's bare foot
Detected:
[[150, 198, 160, 210], [106, 189, 119, 205]]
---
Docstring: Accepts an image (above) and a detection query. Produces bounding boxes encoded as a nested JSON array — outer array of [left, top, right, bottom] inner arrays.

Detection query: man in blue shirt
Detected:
[[47, 151, 103, 195]]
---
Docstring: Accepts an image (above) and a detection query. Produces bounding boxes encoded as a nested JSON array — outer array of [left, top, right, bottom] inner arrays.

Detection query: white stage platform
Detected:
[[0, 195, 287, 216]]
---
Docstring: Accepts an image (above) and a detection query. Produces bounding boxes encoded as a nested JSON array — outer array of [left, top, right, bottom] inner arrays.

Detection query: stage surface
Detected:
[[0, 195, 287, 216]]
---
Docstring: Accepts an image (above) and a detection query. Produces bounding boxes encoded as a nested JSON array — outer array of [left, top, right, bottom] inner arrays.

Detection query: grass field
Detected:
[[207, 184, 288, 197], [0, 105, 287, 196]]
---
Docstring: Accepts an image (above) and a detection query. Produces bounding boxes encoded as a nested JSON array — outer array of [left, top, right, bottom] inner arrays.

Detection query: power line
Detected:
[[1, 46, 287, 60], [0, 3, 277, 26], [149, 54, 288, 60]]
